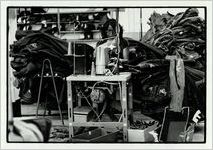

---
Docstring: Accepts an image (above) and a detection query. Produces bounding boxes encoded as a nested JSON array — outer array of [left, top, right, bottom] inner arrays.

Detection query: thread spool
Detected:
[[91, 61, 95, 76]]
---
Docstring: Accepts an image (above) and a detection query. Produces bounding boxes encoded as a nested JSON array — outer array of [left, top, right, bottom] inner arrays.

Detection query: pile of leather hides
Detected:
[[143, 8, 205, 70], [126, 8, 206, 119], [10, 31, 94, 104]]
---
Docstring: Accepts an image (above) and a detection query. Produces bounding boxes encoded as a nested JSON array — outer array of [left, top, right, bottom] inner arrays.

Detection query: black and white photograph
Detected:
[[0, 1, 212, 149]]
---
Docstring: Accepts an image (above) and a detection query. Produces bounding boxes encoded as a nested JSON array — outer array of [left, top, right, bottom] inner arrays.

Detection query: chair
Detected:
[[36, 59, 64, 125]]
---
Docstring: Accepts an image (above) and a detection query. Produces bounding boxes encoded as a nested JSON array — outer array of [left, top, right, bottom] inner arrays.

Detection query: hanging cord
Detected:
[[79, 90, 101, 122], [95, 35, 120, 76], [80, 81, 118, 122], [93, 81, 123, 122], [81, 81, 119, 99], [94, 100, 107, 122], [78, 89, 107, 122], [79, 81, 122, 122], [108, 57, 119, 75]]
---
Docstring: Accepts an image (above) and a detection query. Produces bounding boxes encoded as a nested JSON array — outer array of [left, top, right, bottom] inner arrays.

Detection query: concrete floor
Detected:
[[21, 103, 69, 126], [20, 103, 154, 126], [20, 103, 205, 142]]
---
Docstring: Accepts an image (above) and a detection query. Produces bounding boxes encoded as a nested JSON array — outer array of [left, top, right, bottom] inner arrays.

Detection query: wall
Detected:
[[8, 9, 19, 102], [119, 8, 141, 40]]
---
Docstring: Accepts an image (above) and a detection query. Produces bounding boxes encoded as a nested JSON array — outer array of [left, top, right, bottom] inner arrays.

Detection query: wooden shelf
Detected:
[[17, 22, 57, 25], [60, 30, 100, 34], [65, 39, 100, 42], [58, 10, 110, 14], [16, 8, 111, 46], [64, 54, 85, 57], [32, 12, 58, 15], [60, 20, 101, 24], [17, 12, 58, 17]]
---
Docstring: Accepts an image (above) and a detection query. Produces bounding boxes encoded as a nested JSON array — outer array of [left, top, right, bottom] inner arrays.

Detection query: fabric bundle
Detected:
[[10, 31, 72, 78], [10, 31, 94, 104], [143, 8, 205, 70], [126, 8, 206, 118]]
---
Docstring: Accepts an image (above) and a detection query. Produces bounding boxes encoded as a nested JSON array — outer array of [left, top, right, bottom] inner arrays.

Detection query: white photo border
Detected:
[[1, 1, 212, 149]]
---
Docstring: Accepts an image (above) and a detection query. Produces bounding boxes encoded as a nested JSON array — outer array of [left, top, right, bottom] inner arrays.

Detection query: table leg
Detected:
[[122, 81, 128, 142], [67, 80, 74, 140], [128, 81, 133, 123], [77, 94, 82, 107]]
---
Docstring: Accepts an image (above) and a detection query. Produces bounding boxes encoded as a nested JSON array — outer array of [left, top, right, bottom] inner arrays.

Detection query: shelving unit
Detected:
[[60, 30, 100, 33], [16, 7, 125, 36], [16, 8, 113, 47]]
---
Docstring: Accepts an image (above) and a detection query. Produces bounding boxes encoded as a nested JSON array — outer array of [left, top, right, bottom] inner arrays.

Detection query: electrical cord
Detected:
[[94, 100, 107, 122], [79, 89, 107, 122], [91, 81, 117, 118], [108, 57, 119, 76], [78, 80, 123, 124], [80, 81, 118, 100], [79, 90, 101, 122], [91, 81, 119, 92], [95, 35, 121, 76], [109, 34, 120, 76]]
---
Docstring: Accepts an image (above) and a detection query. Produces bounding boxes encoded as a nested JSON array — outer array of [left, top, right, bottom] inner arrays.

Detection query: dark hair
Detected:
[[101, 19, 123, 39]]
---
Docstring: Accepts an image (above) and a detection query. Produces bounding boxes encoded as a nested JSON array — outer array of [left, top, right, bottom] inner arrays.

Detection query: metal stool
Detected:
[[36, 59, 64, 125]]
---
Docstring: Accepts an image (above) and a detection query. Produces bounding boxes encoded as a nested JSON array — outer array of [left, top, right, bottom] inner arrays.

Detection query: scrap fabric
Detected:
[[143, 8, 205, 70]]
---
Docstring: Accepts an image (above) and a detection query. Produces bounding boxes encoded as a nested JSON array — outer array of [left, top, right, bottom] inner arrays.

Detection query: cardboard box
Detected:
[[74, 106, 91, 122], [128, 123, 158, 142]]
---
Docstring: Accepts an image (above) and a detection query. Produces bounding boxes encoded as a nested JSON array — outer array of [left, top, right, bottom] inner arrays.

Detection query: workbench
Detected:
[[66, 72, 133, 142]]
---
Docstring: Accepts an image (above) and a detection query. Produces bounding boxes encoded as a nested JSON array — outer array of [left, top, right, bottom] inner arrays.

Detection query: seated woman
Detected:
[[94, 19, 129, 75]]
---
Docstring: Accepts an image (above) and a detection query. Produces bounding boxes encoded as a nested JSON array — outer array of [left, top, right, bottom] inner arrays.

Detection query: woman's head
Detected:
[[101, 19, 123, 39]]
